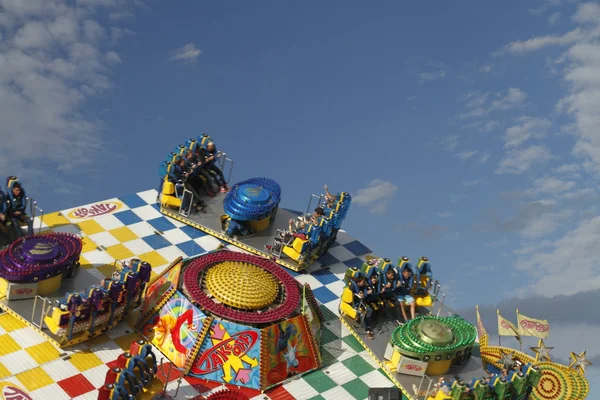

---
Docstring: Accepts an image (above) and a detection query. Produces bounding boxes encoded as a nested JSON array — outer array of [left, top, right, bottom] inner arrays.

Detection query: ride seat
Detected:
[[282, 237, 310, 261], [160, 179, 182, 209]]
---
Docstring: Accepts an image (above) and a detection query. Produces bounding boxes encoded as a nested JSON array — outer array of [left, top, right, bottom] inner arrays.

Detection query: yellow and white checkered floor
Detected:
[[0, 189, 395, 400]]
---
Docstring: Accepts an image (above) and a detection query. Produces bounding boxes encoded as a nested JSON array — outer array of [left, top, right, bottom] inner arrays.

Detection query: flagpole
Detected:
[[497, 309, 502, 347], [516, 308, 521, 352]]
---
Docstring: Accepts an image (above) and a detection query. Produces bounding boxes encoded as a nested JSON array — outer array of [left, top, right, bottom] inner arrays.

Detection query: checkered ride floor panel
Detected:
[[0, 189, 396, 399]]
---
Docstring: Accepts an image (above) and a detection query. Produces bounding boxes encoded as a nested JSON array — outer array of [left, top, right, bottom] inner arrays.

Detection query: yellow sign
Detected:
[[67, 201, 123, 219], [517, 311, 550, 339]]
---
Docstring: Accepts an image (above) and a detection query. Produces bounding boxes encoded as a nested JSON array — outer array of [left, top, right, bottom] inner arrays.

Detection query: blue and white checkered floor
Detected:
[[0, 189, 397, 399]]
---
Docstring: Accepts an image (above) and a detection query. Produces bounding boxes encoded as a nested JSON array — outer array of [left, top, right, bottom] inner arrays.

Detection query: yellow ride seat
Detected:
[[282, 237, 310, 261], [339, 287, 360, 320], [160, 179, 182, 209]]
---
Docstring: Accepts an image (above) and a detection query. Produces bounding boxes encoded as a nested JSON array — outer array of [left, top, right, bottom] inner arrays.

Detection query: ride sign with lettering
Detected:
[[397, 356, 427, 377], [67, 201, 123, 219]]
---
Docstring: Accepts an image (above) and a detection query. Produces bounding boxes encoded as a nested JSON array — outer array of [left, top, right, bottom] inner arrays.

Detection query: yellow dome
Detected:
[[205, 261, 279, 310]]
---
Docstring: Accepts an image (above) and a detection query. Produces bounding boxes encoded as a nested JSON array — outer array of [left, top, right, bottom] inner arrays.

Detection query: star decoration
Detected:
[[569, 351, 592, 375], [530, 339, 554, 362], [498, 349, 515, 369]]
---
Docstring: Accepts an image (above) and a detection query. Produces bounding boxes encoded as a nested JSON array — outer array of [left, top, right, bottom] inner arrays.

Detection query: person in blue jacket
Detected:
[[7, 181, 33, 236]]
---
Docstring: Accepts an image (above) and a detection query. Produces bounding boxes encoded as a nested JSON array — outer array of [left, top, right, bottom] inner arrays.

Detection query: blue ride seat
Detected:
[[165, 152, 179, 164], [172, 144, 187, 156], [197, 133, 212, 149], [185, 138, 198, 152], [320, 217, 333, 238]]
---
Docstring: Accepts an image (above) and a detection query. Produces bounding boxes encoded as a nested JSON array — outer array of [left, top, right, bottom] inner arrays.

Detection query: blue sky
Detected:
[[1, 0, 598, 393]]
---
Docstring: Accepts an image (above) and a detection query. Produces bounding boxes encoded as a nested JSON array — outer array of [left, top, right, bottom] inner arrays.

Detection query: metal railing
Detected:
[[179, 188, 194, 217], [415, 374, 435, 399], [157, 357, 184, 398], [305, 194, 324, 217], [218, 152, 234, 184], [31, 295, 52, 330]]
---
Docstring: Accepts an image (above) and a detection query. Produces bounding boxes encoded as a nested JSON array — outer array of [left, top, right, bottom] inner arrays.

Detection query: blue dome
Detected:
[[223, 177, 281, 221]]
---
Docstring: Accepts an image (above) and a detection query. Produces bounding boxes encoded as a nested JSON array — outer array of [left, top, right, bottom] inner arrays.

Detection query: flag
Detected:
[[497, 310, 520, 337], [476, 305, 487, 339], [517, 309, 550, 339]]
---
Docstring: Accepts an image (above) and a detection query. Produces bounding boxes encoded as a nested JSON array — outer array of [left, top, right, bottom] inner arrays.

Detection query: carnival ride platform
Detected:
[[0, 266, 105, 347], [340, 308, 487, 399], [160, 193, 309, 272]]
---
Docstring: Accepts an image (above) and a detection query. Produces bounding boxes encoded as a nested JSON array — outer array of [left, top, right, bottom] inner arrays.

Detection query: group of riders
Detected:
[[349, 257, 431, 340], [0, 176, 34, 245], [169, 140, 230, 215]]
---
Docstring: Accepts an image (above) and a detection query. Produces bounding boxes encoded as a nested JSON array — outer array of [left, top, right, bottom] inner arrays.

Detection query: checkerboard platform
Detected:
[[0, 189, 395, 399]]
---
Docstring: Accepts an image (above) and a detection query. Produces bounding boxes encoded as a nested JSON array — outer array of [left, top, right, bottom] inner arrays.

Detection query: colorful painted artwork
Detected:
[[142, 291, 206, 368], [140, 259, 183, 319], [190, 320, 261, 389], [262, 315, 319, 389]]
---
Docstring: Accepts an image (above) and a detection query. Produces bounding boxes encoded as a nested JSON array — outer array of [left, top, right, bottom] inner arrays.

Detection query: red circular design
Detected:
[[183, 251, 300, 324]]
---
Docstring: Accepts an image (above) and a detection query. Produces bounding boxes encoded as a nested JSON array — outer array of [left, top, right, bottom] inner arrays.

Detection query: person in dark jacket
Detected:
[[204, 141, 229, 193], [7, 181, 33, 236], [0, 189, 14, 242]]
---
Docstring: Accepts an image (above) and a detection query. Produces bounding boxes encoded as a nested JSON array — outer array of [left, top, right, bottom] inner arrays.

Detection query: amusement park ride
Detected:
[[0, 134, 592, 400]]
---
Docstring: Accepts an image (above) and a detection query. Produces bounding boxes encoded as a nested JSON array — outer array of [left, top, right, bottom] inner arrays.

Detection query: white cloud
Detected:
[[438, 135, 459, 151], [561, 187, 596, 199], [528, 176, 577, 195], [438, 211, 455, 218], [455, 150, 490, 163], [573, 2, 600, 25], [497, 28, 592, 55], [459, 88, 527, 119], [504, 116, 552, 148], [548, 11, 561, 25], [515, 216, 600, 296], [0, 0, 140, 191], [490, 87, 528, 110], [478, 152, 491, 163], [521, 208, 573, 238], [170, 43, 202, 62], [353, 179, 398, 214], [418, 69, 446, 82], [457, 150, 477, 160], [463, 120, 501, 132], [552, 163, 580, 174], [480, 64, 492, 73], [496, 145, 553, 174], [463, 178, 484, 187]]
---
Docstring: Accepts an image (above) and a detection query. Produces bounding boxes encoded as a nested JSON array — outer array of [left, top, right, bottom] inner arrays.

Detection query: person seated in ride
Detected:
[[203, 141, 229, 193], [173, 157, 206, 214], [394, 265, 416, 321], [380, 265, 401, 313], [7, 181, 33, 236], [365, 270, 384, 333], [0, 189, 11, 236], [293, 206, 324, 231], [184, 150, 215, 197], [350, 274, 376, 340], [265, 219, 310, 253]]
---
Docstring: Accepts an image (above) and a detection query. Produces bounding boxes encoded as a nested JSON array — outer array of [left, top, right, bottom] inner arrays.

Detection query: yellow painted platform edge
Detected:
[[339, 316, 416, 400], [160, 208, 307, 272]]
